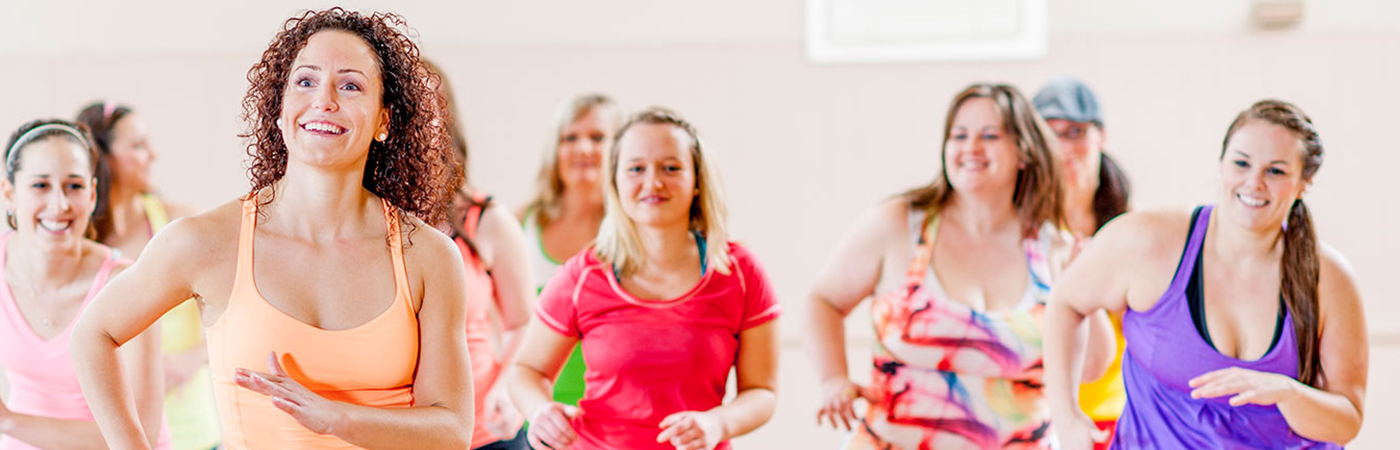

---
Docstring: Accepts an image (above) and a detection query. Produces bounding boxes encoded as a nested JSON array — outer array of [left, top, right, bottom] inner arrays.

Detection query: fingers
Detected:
[[529, 404, 579, 449], [1229, 390, 1258, 406], [561, 404, 582, 419], [267, 351, 289, 377], [1188, 367, 1236, 388]]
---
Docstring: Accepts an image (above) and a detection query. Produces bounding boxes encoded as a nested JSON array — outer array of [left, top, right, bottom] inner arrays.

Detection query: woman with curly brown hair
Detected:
[[72, 8, 473, 450]]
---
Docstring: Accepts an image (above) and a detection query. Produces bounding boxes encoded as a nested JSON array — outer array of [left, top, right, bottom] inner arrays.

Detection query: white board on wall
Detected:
[[805, 0, 1048, 63]]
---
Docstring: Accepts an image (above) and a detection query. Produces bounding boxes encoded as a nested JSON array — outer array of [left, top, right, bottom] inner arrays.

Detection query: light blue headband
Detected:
[[6, 123, 89, 169]]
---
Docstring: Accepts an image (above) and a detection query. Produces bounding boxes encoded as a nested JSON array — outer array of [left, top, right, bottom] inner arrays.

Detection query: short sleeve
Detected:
[[535, 253, 587, 338], [732, 244, 781, 331]]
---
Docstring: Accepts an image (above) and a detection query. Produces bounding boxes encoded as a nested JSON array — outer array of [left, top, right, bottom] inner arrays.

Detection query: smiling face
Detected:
[[557, 108, 614, 192], [3, 137, 97, 244], [613, 122, 696, 229], [1219, 119, 1309, 232], [943, 97, 1023, 195], [277, 30, 389, 172]]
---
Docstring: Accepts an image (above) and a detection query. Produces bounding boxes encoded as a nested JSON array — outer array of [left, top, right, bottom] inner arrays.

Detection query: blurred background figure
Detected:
[[75, 101, 217, 450], [1031, 78, 1130, 449], [0, 118, 172, 450], [517, 93, 621, 407], [423, 58, 534, 450]]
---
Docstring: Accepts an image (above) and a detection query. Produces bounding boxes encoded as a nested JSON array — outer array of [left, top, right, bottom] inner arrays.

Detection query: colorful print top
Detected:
[[850, 209, 1058, 450]]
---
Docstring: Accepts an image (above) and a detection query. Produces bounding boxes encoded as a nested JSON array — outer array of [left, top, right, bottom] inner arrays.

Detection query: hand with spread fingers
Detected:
[[234, 352, 345, 435], [656, 410, 725, 450], [528, 402, 581, 450], [1189, 366, 1299, 406], [815, 377, 869, 431]]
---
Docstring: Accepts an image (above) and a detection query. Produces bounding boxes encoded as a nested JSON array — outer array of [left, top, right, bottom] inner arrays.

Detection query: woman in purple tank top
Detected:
[[1042, 100, 1368, 449]]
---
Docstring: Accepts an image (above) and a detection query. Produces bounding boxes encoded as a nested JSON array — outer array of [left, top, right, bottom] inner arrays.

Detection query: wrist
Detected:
[[323, 400, 351, 435]]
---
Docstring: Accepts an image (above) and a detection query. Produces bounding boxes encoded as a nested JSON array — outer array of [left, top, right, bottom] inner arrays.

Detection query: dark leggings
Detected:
[[477, 428, 528, 450]]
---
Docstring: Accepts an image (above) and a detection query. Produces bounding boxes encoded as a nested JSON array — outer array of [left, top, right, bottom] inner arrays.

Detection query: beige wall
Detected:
[[2, 1, 1395, 448]]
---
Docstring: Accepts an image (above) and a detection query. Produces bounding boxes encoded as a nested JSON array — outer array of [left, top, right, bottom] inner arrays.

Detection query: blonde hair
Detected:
[[594, 107, 731, 277], [524, 93, 621, 225]]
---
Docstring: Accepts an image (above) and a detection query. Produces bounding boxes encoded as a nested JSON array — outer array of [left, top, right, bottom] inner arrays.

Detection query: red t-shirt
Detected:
[[535, 242, 781, 450]]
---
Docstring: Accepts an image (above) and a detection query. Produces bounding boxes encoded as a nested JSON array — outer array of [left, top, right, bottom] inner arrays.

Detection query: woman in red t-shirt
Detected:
[[507, 107, 781, 450]]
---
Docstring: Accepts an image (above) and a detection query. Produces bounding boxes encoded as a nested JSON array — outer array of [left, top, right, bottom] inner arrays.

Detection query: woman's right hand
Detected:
[[528, 402, 581, 450], [1053, 409, 1109, 450], [815, 378, 869, 431]]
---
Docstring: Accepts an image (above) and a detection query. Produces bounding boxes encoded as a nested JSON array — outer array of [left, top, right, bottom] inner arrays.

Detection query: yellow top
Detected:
[[1078, 311, 1127, 421], [150, 194, 223, 450]]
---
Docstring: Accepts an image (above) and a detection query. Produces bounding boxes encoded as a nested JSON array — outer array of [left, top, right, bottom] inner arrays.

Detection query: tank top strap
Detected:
[[1171, 206, 1213, 288], [462, 191, 492, 241], [142, 193, 171, 235], [78, 245, 121, 311], [905, 211, 938, 292], [381, 200, 413, 312], [235, 196, 259, 290], [1021, 223, 1057, 292]]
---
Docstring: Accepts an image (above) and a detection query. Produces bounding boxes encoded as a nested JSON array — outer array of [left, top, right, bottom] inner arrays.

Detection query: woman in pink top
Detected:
[[423, 59, 534, 450], [71, 8, 473, 450], [0, 119, 170, 449], [508, 107, 781, 450]]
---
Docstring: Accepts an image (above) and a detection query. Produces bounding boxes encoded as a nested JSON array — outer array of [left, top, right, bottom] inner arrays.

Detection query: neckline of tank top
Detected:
[[909, 210, 1049, 314], [0, 232, 115, 344], [237, 197, 410, 334]]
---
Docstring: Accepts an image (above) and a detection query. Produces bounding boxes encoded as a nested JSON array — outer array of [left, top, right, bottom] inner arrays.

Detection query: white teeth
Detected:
[[302, 122, 345, 134], [39, 220, 71, 232], [1237, 194, 1268, 207]]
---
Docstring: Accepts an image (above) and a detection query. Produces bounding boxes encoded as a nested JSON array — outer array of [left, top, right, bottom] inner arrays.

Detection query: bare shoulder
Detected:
[[399, 213, 464, 274], [1090, 208, 1196, 259], [860, 196, 914, 243], [142, 198, 244, 266], [1317, 242, 1363, 309]]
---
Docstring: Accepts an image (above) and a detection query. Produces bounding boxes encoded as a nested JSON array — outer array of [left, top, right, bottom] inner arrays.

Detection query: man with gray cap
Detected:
[[1033, 77, 1131, 450]]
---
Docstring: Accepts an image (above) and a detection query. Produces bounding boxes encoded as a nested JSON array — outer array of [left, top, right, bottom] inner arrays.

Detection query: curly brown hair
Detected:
[[239, 7, 459, 229]]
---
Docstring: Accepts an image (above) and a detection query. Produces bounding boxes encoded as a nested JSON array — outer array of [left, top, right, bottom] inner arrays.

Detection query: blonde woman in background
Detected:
[[516, 94, 621, 407], [509, 108, 780, 450], [75, 101, 216, 450]]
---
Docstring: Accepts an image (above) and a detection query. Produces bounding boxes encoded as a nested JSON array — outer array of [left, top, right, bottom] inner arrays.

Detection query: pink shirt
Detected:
[[536, 242, 780, 450], [0, 233, 172, 450]]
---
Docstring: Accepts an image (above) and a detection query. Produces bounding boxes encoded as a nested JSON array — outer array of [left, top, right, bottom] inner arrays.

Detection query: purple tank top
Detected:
[[1113, 206, 1340, 449]]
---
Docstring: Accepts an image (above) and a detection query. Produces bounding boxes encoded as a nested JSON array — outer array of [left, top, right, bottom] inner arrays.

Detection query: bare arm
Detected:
[[508, 320, 581, 449], [74, 226, 207, 450], [1043, 213, 1162, 449], [711, 321, 779, 439], [808, 200, 901, 429], [478, 204, 535, 379]]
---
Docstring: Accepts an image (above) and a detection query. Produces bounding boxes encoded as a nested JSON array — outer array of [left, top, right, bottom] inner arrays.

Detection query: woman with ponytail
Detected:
[[1043, 100, 1367, 449]]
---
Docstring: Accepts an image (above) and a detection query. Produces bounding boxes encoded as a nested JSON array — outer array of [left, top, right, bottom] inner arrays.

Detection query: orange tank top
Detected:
[[207, 197, 419, 449]]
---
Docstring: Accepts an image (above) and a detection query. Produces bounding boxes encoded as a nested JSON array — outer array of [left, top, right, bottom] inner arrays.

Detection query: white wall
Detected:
[[2, 1, 1396, 448]]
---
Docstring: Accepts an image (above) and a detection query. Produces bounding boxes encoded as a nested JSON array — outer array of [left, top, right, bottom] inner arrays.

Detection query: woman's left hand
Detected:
[[1189, 366, 1299, 406], [656, 410, 726, 450], [235, 352, 346, 434]]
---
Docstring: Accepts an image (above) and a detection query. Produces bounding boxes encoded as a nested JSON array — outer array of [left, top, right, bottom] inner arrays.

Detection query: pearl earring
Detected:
[[377, 132, 388, 141]]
